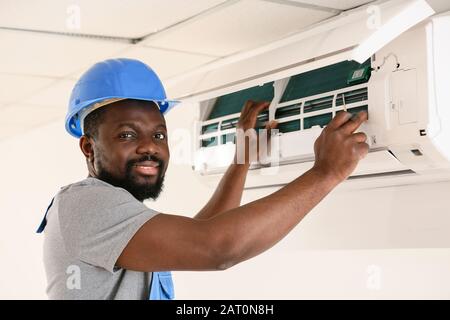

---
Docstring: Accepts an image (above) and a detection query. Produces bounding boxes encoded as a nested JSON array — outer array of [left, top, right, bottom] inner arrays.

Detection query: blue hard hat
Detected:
[[65, 58, 179, 138]]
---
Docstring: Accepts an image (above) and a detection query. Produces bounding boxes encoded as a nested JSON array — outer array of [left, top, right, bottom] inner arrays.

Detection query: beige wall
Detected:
[[1, 102, 450, 299]]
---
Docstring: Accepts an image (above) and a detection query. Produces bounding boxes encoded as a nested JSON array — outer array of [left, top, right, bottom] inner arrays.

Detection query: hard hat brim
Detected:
[[65, 97, 180, 138]]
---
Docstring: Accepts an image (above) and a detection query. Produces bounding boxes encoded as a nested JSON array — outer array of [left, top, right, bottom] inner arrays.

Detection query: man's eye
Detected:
[[154, 132, 166, 140], [119, 132, 136, 139]]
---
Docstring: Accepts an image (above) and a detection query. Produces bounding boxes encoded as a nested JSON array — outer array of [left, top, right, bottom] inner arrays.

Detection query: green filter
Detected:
[[220, 118, 239, 130], [336, 88, 368, 106], [304, 113, 332, 129], [277, 120, 300, 133], [222, 133, 236, 144], [275, 104, 301, 119], [281, 59, 371, 103], [202, 123, 219, 134], [202, 137, 217, 148], [208, 82, 274, 120], [304, 96, 333, 113]]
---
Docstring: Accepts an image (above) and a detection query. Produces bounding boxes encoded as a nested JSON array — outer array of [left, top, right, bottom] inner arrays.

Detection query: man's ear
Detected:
[[79, 135, 94, 164]]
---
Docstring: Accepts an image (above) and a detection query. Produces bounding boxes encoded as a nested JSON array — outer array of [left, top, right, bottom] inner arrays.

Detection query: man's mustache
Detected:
[[127, 155, 164, 170]]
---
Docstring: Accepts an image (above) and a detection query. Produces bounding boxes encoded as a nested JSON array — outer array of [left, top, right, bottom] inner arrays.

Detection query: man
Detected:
[[39, 58, 368, 299]]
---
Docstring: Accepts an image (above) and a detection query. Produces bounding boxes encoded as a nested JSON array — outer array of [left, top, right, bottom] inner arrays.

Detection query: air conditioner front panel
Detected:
[[279, 128, 321, 160], [195, 150, 411, 190]]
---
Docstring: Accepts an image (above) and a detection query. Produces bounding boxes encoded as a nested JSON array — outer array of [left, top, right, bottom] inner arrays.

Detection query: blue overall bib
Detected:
[[37, 197, 174, 300]]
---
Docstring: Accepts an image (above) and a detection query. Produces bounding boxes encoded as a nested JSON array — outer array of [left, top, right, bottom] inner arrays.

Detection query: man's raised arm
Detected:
[[117, 111, 369, 272]]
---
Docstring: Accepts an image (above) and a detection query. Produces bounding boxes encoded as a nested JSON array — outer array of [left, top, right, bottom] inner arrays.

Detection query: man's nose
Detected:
[[136, 135, 160, 155]]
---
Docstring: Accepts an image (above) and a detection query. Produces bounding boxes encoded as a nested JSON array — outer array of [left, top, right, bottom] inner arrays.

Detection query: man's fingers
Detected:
[[265, 120, 278, 130], [243, 101, 270, 125], [327, 111, 353, 130], [340, 111, 368, 134], [355, 142, 370, 160], [242, 100, 269, 114], [241, 100, 254, 114], [264, 120, 278, 141], [350, 132, 367, 143], [253, 101, 270, 115]]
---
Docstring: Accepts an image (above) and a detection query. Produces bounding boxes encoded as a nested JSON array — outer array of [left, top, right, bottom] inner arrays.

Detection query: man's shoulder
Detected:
[[61, 177, 113, 190], [55, 177, 135, 207]]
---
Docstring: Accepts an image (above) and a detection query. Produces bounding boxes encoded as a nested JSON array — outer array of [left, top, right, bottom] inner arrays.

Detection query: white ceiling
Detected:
[[0, 0, 228, 38], [287, 0, 376, 10], [0, 0, 391, 140], [143, 0, 335, 56]]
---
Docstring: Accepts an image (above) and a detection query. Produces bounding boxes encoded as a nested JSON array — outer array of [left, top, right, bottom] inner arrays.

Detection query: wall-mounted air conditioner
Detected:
[[189, 12, 450, 189]]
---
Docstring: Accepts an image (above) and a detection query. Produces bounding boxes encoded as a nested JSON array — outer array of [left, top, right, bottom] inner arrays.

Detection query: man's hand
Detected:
[[313, 111, 369, 183], [236, 100, 270, 131], [235, 100, 278, 165]]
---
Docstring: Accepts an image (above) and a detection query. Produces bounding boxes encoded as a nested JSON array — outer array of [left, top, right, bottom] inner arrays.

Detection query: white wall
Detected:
[[1, 102, 450, 299]]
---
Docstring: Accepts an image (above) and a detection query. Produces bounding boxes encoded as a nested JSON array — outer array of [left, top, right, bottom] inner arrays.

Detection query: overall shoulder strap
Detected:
[[36, 197, 55, 233]]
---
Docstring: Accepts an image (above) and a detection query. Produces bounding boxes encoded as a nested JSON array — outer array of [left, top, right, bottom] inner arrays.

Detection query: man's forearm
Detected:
[[205, 167, 340, 268], [194, 161, 250, 220]]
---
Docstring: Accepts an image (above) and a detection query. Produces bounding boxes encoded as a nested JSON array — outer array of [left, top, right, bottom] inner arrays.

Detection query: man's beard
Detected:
[[95, 155, 165, 202]]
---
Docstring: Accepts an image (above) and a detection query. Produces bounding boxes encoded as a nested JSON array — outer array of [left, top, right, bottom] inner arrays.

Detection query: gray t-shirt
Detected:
[[42, 177, 159, 299]]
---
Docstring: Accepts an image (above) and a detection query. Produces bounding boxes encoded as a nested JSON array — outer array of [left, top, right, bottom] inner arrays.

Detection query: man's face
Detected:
[[83, 100, 169, 202]]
